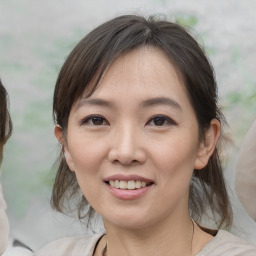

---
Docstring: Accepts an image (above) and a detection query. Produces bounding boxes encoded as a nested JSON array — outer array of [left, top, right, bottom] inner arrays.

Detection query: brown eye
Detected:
[[147, 115, 176, 127], [80, 115, 109, 126], [91, 116, 104, 125], [152, 116, 166, 126]]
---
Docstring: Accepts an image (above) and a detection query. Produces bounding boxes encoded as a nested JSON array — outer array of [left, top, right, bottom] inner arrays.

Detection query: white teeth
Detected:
[[115, 180, 120, 188], [128, 180, 135, 190], [119, 180, 128, 189], [109, 180, 115, 187], [135, 180, 141, 188], [108, 180, 150, 190], [141, 181, 146, 187]]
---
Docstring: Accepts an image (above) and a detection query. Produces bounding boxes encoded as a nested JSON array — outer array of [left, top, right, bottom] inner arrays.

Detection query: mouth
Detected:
[[105, 180, 154, 190]]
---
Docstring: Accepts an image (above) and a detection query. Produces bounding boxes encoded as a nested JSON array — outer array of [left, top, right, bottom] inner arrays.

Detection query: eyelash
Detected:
[[79, 115, 109, 126], [79, 114, 176, 127], [146, 115, 177, 127]]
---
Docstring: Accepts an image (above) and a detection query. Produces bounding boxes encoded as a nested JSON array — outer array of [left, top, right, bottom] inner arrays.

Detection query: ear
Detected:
[[54, 125, 63, 144], [194, 119, 221, 170], [54, 125, 75, 172]]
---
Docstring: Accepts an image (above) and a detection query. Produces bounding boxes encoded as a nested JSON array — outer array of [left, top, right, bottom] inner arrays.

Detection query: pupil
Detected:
[[154, 116, 165, 126], [92, 117, 103, 125]]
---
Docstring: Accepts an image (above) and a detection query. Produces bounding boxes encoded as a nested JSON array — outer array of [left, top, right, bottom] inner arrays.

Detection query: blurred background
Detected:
[[0, 0, 256, 251]]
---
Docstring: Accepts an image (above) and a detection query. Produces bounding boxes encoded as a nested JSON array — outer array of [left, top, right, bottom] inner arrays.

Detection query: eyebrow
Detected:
[[76, 96, 182, 111], [141, 97, 182, 111], [76, 98, 114, 109]]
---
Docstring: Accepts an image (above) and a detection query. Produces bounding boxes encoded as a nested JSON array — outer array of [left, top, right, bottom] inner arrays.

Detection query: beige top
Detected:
[[33, 230, 256, 256], [0, 182, 9, 255], [235, 119, 256, 221]]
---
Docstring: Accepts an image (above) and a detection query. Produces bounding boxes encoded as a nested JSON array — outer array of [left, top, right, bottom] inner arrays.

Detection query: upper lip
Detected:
[[104, 174, 154, 183]]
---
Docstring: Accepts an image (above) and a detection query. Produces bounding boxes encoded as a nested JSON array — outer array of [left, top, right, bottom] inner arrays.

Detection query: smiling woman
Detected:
[[34, 15, 256, 256]]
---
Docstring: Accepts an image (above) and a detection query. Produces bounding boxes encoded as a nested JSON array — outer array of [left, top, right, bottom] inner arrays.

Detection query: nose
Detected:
[[108, 124, 146, 165]]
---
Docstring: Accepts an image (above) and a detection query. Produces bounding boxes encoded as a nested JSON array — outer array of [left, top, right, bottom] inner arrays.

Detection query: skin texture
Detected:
[[56, 46, 220, 256]]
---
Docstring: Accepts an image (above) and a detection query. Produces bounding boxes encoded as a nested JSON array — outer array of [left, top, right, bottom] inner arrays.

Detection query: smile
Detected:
[[104, 175, 154, 200], [108, 180, 153, 190]]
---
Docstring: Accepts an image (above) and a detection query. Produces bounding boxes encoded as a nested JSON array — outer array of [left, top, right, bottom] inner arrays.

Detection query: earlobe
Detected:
[[64, 149, 75, 172], [194, 119, 220, 170], [54, 125, 63, 144], [54, 125, 75, 172]]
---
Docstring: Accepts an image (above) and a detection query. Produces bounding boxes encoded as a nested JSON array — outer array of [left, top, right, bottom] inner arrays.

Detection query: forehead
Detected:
[[78, 46, 188, 104]]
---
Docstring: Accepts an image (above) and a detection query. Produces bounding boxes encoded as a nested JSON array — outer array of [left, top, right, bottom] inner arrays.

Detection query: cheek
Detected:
[[150, 135, 198, 182], [68, 133, 105, 170], [66, 136, 108, 196], [151, 143, 196, 210], [68, 143, 102, 205]]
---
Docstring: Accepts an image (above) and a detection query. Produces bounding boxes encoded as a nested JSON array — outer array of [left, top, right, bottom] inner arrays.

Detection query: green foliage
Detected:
[[225, 85, 256, 107], [175, 14, 198, 27], [224, 84, 256, 143]]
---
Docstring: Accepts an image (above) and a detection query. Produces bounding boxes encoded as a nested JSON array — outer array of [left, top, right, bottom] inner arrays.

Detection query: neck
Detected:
[[102, 216, 195, 256]]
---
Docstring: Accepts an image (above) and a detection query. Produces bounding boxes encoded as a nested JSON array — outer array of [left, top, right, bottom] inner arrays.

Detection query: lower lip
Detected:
[[106, 183, 152, 200]]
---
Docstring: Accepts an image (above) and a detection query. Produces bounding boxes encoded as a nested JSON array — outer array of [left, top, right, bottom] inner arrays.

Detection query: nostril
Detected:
[[112, 159, 139, 166], [108, 144, 146, 165]]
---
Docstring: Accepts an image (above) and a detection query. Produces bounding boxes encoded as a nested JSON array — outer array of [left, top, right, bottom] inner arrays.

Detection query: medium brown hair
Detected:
[[0, 79, 12, 164], [51, 15, 232, 228]]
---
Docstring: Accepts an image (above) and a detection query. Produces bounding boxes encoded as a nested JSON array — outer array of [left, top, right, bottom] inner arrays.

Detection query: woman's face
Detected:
[[61, 47, 212, 230]]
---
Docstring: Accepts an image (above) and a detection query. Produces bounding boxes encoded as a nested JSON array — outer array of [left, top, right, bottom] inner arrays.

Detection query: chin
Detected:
[[103, 210, 156, 230]]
